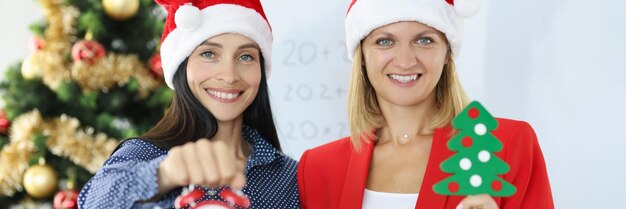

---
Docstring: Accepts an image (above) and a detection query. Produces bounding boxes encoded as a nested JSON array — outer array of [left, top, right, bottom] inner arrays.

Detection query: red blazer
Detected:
[[297, 118, 554, 209]]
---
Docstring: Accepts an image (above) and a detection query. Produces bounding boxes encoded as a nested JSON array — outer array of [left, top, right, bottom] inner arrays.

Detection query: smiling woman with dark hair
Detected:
[[78, 0, 299, 208]]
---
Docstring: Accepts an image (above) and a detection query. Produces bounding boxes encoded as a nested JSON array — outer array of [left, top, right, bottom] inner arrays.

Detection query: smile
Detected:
[[206, 88, 243, 102], [387, 73, 421, 84]]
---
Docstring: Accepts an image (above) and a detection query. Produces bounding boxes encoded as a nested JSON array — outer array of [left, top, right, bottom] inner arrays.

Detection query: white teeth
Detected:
[[207, 90, 240, 100], [389, 74, 419, 83]]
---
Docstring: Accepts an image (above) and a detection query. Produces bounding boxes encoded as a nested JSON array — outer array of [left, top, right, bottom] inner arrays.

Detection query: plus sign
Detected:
[[336, 87, 345, 98], [322, 48, 330, 59], [323, 127, 331, 135]]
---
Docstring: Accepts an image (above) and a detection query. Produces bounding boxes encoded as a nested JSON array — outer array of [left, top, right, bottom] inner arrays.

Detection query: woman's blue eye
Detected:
[[201, 51, 215, 58], [239, 54, 254, 62], [376, 39, 393, 46], [416, 38, 434, 45]]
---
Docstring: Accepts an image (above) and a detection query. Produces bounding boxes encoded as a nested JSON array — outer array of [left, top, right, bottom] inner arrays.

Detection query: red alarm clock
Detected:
[[175, 185, 250, 209]]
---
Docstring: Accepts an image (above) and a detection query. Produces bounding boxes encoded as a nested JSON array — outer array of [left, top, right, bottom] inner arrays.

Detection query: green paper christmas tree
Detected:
[[433, 101, 516, 196]]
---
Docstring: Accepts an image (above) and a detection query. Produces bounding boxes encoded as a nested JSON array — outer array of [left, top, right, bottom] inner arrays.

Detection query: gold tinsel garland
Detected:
[[0, 111, 43, 196], [0, 110, 119, 196], [38, 0, 75, 89], [71, 53, 160, 97], [45, 115, 119, 173], [36, 0, 161, 96], [131, 60, 162, 98]]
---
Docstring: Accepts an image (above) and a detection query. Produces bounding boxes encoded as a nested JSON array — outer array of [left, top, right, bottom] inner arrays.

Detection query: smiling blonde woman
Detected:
[[297, 0, 554, 209]]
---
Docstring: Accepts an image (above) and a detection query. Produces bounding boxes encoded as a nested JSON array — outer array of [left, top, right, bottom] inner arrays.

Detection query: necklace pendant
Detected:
[[403, 134, 409, 139]]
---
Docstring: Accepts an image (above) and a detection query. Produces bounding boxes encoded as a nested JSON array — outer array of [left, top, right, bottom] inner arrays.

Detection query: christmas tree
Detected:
[[433, 101, 516, 197], [0, 0, 172, 207]]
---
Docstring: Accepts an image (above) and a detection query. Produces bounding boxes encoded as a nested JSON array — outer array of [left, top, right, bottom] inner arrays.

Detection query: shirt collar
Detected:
[[242, 125, 281, 172]]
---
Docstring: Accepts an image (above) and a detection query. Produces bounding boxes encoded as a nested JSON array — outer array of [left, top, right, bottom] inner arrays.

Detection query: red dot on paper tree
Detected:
[[462, 136, 473, 148], [468, 108, 479, 119], [448, 182, 460, 193], [492, 180, 503, 191]]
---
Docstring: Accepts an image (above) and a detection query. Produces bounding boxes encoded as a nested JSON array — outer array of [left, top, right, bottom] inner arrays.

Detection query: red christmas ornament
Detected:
[[28, 36, 46, 52], [219, 188, 250, 209], [175, 187, 205, 209], [175, 186, 250, 209], [0, 111, 10, 135], [149, 54, 163, 78], [71, 40, 106, 64], [53, 190, 79, 209]]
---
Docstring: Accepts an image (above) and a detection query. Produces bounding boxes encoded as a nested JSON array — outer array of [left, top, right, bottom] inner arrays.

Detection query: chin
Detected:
[[213, 114, 242, 122], [387, 95, 429, 106], [206, 107, 244, 121], [393, 100, 423, 106]]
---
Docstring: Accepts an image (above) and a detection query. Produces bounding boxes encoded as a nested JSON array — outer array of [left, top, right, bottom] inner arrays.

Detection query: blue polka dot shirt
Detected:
[[78, 126, 300, 209]]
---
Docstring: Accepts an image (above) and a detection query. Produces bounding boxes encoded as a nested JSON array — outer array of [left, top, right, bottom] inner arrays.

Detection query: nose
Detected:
[[215, 59, 241, 84], [392, 45, 418, 70]]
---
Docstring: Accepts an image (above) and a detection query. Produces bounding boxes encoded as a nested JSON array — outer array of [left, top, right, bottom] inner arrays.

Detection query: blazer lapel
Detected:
[[336, 127, 454, 209], [415, 127, 453, 209], [338, 139, 374, 209]]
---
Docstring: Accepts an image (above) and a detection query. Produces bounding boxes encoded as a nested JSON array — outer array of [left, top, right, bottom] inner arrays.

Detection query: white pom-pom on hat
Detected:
[[454, 0, 481, 18], [175, 3, 202, 32]]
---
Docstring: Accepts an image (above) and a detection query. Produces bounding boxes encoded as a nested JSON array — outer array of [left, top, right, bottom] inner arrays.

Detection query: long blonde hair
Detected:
[[347, 44, 469, 151]]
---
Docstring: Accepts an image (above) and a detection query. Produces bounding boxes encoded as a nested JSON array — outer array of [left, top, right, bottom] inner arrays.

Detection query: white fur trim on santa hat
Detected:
[[161, 4, 272, 90], [455, 0, 481, 18], [345, 0, 468, 60]]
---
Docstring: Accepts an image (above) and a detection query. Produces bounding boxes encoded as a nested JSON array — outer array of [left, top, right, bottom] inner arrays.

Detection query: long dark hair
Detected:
[[139, 55, 281, 151]]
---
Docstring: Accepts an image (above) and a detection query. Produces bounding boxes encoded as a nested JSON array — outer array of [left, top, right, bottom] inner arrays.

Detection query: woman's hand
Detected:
[[456, 194, 498, 209], [157, 139, 246, 195]]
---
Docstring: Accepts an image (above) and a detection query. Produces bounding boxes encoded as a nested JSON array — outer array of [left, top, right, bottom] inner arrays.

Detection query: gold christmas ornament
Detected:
[[21, 54, 44, 80], [0, 110, 44, 196], [103, 0, 140, 20], [23, 162, 58, 199]]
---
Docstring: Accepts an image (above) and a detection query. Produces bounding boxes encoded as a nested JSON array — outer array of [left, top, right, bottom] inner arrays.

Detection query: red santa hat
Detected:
[[345, 0, 481, 60], [155, 0, 272, 89]]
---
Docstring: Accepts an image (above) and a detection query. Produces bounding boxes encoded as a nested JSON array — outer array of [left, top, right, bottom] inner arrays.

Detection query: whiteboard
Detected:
[[262, 0, 354, 158]]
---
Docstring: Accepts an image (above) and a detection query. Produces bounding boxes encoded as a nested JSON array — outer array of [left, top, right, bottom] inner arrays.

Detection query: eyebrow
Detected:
[[199, 41, 260, 50], [238, 43, 260, 50], [416, 30, 440, 37], [372, 30, 441, 38]]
